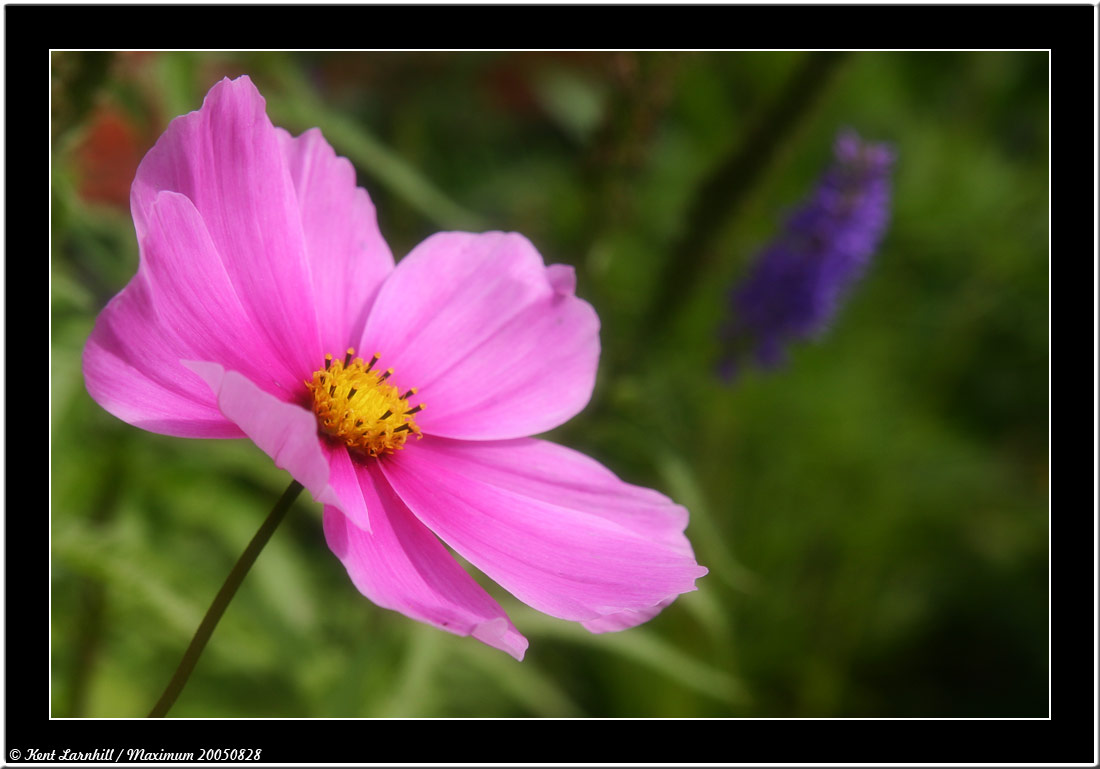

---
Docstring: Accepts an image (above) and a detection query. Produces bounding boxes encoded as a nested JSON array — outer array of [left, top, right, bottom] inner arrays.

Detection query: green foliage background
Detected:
[[50, 51, 1048, 718]]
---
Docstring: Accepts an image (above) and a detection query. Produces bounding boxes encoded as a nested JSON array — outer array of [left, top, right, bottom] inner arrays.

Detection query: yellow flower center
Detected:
[[306, 349, 424, 459]]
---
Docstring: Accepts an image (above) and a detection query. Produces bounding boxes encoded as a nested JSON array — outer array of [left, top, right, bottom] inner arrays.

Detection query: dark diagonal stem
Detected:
[[148, 479, 304, 718], [637, 51, 850, 352]]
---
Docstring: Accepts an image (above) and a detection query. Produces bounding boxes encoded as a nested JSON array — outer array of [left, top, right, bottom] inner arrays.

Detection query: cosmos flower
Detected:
[[719, 129, 895, 379], [82, 76, 706, 660]]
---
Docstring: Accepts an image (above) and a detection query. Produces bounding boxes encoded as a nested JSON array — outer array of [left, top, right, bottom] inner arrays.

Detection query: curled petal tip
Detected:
[[547, 264, 577, 296], [472, 617, 529, 661]]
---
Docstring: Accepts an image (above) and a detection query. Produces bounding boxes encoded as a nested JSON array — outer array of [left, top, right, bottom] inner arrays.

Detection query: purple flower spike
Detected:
[[720, 130, 895, 379]]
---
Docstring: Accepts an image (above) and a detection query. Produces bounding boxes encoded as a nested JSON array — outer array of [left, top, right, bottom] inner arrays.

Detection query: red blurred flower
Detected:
[[73, 105, 155, 208]]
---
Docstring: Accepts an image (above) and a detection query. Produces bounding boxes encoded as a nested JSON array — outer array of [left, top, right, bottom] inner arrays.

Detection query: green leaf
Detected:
[[517, 608, 749, 706]]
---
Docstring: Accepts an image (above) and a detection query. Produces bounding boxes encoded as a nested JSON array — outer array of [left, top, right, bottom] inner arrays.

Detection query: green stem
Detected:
[[634, 51, 850, 356], [148, 480, 304, 718]]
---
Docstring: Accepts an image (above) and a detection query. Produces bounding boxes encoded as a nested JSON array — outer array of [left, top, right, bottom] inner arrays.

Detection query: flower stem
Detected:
[[148, 479, 304, 718], [633, 51, 850, 357]]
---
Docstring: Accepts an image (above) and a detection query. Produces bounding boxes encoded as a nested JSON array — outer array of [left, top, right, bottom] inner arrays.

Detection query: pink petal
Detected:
[[183, 361, 347, 513], [129, 75, 322, 381], [380, 437, 707, 628], [83, 190, 305, 438], [276, 127, 394, 354], [83, 296, 242, 438], [581, 599, 673, 634], [319, 442, 374, 533], [407, 436, 697, 555], [322, 462, 528, 660], [360, 232, 599, 440]]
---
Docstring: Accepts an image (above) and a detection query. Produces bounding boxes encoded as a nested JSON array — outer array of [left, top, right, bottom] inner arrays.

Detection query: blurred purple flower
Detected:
[[719, 130, 895, 380]]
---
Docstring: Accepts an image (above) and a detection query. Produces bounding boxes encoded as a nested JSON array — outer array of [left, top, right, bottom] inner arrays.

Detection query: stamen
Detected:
[[306, 350, 422, 460]]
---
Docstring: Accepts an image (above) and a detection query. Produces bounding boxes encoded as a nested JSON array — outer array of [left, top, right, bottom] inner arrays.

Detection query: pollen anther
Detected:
[[306, 349, 424, 458]]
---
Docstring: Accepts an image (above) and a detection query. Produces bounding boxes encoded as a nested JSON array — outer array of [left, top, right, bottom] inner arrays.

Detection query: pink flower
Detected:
[[82, 75, 706, 660]]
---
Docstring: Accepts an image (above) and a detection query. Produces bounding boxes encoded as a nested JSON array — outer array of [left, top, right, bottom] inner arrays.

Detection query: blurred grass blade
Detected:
[[658, 451, 759, 595], [518, 608, 749, 706], [54, 523, 202, 636], [368, 624, 444, 717], [456, 642, 584, 717], [264, 66, 487, 233], [155, 53, 202, 123]]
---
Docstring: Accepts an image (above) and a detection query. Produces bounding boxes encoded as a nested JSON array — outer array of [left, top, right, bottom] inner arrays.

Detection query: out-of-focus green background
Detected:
[[50, 51, 1048, 718]]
